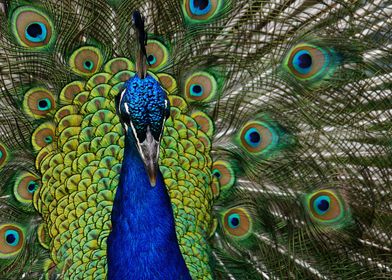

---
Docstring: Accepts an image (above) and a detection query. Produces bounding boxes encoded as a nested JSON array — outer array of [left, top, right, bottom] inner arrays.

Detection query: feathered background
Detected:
[[0, 0, 391, 279]]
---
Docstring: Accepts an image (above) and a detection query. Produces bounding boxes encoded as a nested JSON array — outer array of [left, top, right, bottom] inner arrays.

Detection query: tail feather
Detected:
[[0, 0, 391, 279], [205, 1, 392, 279]]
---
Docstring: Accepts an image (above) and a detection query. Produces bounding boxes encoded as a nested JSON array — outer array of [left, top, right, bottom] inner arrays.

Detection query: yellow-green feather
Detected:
[[32, 60, 215, 279]]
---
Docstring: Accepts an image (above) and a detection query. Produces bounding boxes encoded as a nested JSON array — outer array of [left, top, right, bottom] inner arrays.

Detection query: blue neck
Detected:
[[107, 134, 191, 279]]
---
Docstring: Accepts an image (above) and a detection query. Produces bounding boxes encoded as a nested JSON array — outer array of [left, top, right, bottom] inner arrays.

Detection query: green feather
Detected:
[[0, 0, 391, 279]]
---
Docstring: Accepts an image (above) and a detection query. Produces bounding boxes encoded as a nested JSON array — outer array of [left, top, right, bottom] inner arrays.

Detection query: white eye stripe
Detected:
[[125, 103, 131, 114], [119, 89, 126, 113]]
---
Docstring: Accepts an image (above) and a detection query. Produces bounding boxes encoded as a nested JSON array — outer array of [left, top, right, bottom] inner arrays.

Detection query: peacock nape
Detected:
[[107, 74, 191, 279]]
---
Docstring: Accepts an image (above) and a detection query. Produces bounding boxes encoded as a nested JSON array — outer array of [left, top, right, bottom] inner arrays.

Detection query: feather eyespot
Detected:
[[212, 160, 235, 190], [0, 224, 24, 258], [184, 71, 217, 102], [14, 172, 40, 204], [147, 55, 157, 65], [305, 190, 348, 225], [11, 6, 54, 48], [69, 46, 103, 76], [190, 84, 203, 96], [83, 60, 94, 71], [38, 98, 51, 110], [23, 88, 56, 119], [5, 230, 19, 246], [285, 44, 337, 82], [313, 195, 330, 215], [31, 122, 56, 151], [0, 143, 9, 169], [223, 208, 252, 238], [227, 213, 240, 228], [239, 121, 279, 155], [146, 40, 169, 71], [25, 22, 47, 43], [292, 50, 313, 75], [183, 0, 221, 22]]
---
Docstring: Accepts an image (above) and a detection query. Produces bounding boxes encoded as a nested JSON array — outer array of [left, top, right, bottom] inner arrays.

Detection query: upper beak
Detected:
[[136, 126, 160, 187]]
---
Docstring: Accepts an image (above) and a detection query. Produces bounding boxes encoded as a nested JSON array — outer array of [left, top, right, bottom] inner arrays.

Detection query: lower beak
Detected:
[[137, 127, 160, 187]]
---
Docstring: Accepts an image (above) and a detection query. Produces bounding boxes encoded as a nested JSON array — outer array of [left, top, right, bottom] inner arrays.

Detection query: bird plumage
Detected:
[[0, 0, 391, 279], [107, 121, 190, 279]]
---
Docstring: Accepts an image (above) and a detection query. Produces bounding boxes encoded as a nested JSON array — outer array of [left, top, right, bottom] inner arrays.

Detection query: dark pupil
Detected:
[[298, 53, 312, 68], [230, 217, 240, 227], [249, 131, 260, 143], [38, 100, 48, 109], [6, 233, 16, 244], [27, 23, 43, 38], [317, 199, 330, 212], [28, 183, 36, 191], [194, 0, 209, 9], [213, 171, 221, 178], [193, 85, 202, 93], [85, 61, 92, 67], [147, 55, 155, 62]]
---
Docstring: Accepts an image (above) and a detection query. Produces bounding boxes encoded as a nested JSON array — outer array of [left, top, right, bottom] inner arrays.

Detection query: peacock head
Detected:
[[114, 11, 169, 187], [116, 74, 170, 187]]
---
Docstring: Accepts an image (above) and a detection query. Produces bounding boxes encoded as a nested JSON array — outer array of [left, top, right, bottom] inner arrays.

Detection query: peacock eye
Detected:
[[239, 121, 279, 155], [11, 6, 54, 48], [183, 0, 221, 22], [23, 88, 55, 119], [190, 84, 204, 97], [5, 230, 19, 247], [306, 190, 348, 225], [292, 50, 313, 75], [147, 54, 157, 65], [31, 122, 56, 151], [37, 98, 51, 111], [285, 44, 336, 81], [25, 22, 47, 43], [83, 60, 94, 71], [0, 224, 24, 257], [13, 172, 40, 203], [223, 208, 252, 238], [44, 136, 53, 143], [313, 195, 330, 215], [244, 128, 262, 147], [146, 40, 169, 71], [27, 181, 38, 194], [0, 143, 9, 169], [212, 169, 221, 178], [190, 0, 212, 15], [69, 46, 103, 76], [227, 213, 240, 229], [184, 71, 217, 102], [212, 160, 235, 190]]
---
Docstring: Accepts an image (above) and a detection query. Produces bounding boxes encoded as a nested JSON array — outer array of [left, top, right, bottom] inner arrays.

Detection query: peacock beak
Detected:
[[134, 126, 160, 187]]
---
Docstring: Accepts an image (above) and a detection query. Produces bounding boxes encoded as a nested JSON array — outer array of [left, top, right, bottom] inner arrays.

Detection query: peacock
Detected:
[[0, 0, 391, 279]]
